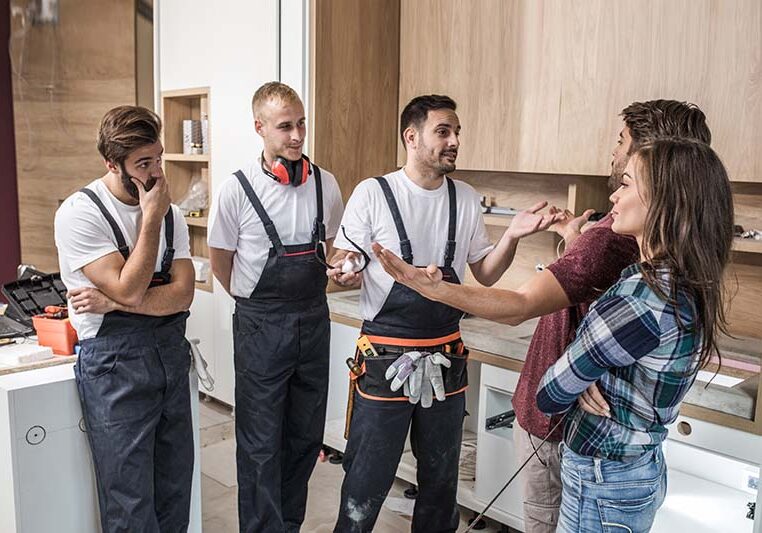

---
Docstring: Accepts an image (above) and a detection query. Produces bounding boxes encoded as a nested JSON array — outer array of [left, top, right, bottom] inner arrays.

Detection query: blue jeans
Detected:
[[557, 444, 667, 533]]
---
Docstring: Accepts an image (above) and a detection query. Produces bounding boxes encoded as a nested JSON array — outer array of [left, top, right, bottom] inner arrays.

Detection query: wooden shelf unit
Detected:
[[161, 87, 212, 292], [185, 216, 208, 228], [733, 238, 762, 255], [195, 280, 213, 292], [164, 153, 211, 163], [475, 172, 612, 230]]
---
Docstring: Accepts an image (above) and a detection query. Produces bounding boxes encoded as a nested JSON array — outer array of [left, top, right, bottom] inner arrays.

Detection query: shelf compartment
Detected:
[[161, 88, 210, 155], [194, 280, 212, 293], [185, 216, 208, 228], [164, 161, 209, 214], [733, 238, 762, 254], [164, 153, 210, 163]]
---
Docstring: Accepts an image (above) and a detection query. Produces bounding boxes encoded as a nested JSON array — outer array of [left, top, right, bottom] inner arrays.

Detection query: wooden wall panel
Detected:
[[733, 184, 762, 232], [310, 0, 401, 203], [399, 0, 762, 182], [464, 227, 561, 292], [136, 1, 154, 110], [398, 0, 524, 170], [725, 255, 762, 339], [11, 0, 136, 272]]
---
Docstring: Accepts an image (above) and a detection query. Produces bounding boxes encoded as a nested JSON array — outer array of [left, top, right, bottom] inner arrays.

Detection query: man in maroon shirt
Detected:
[[373, 100, 712, 533]]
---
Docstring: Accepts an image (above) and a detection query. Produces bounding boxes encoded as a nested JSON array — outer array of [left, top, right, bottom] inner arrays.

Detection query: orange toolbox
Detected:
[[32, 307, 78, 356]]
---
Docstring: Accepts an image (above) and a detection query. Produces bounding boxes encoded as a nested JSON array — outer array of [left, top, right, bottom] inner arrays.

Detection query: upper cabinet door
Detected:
[[399, 0, 762, 182]]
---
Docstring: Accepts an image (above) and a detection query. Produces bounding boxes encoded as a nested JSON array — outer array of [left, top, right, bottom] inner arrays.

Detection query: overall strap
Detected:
[[444, 177, 457, 268], [79, 188, 130, 260], [160, 208, 175, 274], [234, 170, 286, 256], [374, 177, 413, 264], [312, 165, 326, 243]]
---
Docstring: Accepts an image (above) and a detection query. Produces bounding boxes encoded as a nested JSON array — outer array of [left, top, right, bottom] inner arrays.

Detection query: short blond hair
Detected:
[[251, 82, 302, 121]]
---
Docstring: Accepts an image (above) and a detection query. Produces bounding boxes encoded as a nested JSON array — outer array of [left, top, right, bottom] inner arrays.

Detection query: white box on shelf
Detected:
[[191, 256, 210, 283], [183, 120, 193, 155], [201, 118, 209, 154]]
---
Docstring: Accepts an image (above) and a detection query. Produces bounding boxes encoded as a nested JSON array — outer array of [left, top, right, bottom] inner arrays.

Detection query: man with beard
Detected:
[[330, 94, 558, 532], [207, 82, 344, 532], [372, 100, 712, 533], [54, 105, 195, 532]]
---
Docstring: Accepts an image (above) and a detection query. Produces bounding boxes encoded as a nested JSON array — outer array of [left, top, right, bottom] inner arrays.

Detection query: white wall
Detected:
[[279, 0, 310, 150], [158, 0, 278, 183], [158, 0, 312, 405], [158, 0, 310, 174]]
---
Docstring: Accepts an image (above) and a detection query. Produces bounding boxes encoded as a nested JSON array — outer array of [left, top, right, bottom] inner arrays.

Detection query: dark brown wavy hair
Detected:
[[634, 138, 734, 369], [97, 105, 162, 165], [622, 100, 712, 151]]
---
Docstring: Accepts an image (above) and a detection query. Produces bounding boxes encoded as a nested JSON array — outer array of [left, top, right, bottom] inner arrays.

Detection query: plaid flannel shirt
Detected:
[[536, 264, 700, 461]]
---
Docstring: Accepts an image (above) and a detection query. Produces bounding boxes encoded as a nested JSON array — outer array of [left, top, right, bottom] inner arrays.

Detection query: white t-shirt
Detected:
[[207, 159, 344, 298], [54, 179, 192, 340], [333, 169, 494, 321]]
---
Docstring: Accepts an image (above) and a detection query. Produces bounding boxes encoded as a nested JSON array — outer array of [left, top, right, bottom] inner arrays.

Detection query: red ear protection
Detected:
[[263, 153, 311, 187]]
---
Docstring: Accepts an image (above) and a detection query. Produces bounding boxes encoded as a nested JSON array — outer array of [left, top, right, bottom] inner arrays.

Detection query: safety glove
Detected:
[[420, 352, 452, 408], [385, 351, 424, 393], [405, 360, 426, 405]]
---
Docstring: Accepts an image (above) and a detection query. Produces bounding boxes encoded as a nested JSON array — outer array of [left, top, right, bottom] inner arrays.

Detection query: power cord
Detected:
[[462, 410, 570, 532]]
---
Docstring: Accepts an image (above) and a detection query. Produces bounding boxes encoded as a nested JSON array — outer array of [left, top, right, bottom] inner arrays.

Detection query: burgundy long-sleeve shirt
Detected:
[[511, 214, 639, 441]]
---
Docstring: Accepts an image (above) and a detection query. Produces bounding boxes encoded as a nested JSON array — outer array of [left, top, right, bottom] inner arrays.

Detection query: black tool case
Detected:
[[2, 274, 68, 327]]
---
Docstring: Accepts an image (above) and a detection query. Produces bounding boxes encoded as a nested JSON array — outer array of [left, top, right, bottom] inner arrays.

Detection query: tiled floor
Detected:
[[199, 397, 508, 532]]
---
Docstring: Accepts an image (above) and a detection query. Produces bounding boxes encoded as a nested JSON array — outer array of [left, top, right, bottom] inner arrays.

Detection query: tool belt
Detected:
[[343, 332, 469, 439], [351, 332, 469, 401]]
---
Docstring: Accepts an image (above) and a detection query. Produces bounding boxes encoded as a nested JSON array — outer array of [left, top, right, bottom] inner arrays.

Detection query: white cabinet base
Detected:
[[475, 363, 759, 533], [0, 363, 202, 533]]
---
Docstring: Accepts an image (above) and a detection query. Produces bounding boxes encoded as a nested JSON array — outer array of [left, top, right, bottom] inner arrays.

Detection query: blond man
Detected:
[[208, 82, 344, 532]]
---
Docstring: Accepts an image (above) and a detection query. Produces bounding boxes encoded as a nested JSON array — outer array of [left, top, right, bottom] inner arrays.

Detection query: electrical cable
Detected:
[[461, 410, 570, 532], [528, 430, 549, 469], [556, 235, 566, 259]]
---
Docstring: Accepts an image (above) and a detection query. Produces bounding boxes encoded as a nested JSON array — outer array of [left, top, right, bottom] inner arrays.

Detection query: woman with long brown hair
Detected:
[[536, 137, 734, 532]]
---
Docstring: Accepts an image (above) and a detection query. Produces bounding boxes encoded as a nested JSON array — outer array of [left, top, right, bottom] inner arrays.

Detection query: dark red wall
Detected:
[[0, 0, 22, 293]]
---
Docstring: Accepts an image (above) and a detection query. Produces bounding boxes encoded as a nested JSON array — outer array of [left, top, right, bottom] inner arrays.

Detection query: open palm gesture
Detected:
[[505, 201, 565, 239]]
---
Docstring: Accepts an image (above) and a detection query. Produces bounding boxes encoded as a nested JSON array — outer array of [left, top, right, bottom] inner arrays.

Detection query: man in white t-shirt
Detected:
[[330, 95, 558, 532], [207, 82, 344, 533], [54, 106, 196, 532]]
